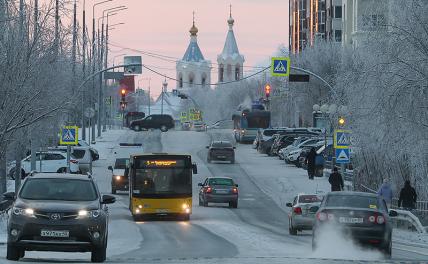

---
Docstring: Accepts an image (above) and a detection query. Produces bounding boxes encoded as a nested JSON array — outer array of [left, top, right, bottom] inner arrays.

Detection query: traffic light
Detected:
[[264, 84, 271, 98], [121, 89, 126, 102], [338, 117, 346, 127]]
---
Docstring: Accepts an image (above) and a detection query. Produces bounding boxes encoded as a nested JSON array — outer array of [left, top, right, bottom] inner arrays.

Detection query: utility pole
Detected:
[[92, 7, 97, 143], [82, 0, 87, 141], [161, 79, 167, 115], [54, 0, 59, 56], [72, 0, 77, 88]]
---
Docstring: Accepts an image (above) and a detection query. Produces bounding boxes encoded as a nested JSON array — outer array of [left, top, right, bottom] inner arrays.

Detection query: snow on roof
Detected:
[[182, 40, 205, 62], [221, 29, 240, 58]]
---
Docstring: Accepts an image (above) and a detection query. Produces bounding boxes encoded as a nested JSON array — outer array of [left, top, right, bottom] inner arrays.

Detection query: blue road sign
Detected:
[[334, 129, 351, 149], [335, 148, 350, 164], [271, 57, 290, 77], [60, 126, 78, 145]]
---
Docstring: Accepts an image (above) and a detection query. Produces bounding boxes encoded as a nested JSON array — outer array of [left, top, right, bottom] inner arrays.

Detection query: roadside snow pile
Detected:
[[0, 212, 7, 244], [393, 229, 428, 246], [7, 180, 15, 192]]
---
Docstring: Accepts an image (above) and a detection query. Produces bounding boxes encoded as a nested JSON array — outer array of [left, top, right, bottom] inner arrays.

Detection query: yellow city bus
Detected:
[[128, 153, 197, 221]]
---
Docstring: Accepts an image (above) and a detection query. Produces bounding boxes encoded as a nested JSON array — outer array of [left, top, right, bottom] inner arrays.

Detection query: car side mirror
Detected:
[[206, 146, 209, 149], [192, 163, 198, 174], [101, 195, 116, 204], [198, 183, 203, 186], [3, 192, 15, 201], [108, 166, 113, 171], [309, 206, 319, 213], [389, 210, 398, 217], [286, 202, 293, 207], [233, 147, 236, 149], [235, 184, 238, 187]]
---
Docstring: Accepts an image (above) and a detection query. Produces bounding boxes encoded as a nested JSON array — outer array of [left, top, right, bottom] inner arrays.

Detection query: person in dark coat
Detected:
[[328, 167, 344, 191], [398, 180, 417, 210], [306, 147, 317, 180]]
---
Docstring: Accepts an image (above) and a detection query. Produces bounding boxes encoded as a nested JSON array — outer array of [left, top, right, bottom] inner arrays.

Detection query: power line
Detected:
[[141, 64, 271, 87]]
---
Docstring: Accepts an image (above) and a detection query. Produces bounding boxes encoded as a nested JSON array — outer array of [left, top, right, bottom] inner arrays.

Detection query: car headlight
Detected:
[[115, 175, 122, 181], [78, 209, 101, 218], [12, 207, 35, 218]]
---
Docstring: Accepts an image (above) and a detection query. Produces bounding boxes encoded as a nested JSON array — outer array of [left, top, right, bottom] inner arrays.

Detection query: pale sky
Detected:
[[74, 0, 289, 97]]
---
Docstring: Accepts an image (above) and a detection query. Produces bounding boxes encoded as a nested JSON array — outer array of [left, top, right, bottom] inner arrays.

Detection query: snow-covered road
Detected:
[[1, 128, 427, 263]]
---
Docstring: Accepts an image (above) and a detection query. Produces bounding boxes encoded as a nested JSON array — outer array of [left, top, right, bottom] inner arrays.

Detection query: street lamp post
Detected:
[[91, 0, 112, 143]]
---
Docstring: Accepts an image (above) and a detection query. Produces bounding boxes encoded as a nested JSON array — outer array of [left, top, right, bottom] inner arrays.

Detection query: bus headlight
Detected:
[[185, 208, 190, 214], [135, 209, 140, 214], [182, 203, 189, 209]]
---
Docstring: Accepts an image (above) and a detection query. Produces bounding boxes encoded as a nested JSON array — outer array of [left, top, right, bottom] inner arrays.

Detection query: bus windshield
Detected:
[[131, 156, 192, 198]]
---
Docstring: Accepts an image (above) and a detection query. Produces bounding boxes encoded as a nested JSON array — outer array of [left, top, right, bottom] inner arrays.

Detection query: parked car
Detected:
[[49, 146, 93, 174], [192, 121, 206, 132], [3, 173, 116, 262], [77, 141, 99, 161], [207, 141, 235, 163], [270, 135, 297, 156], [287, 194, 323, 235], [281, 137, 323, 159], [10, 151, 80, 178], [255, 128, 289, 150], [130, 114, 175, 132], [198, 177, 238, 208], [312, 191, 398, 258]]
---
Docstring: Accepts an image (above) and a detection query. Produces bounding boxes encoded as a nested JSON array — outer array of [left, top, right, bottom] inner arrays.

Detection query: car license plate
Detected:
[[41, 230, 69, 238], [217, 156, 226, 159], [156, 209, 169, 213], [216, 189, 229, 194], [339, 217, 363, 224]]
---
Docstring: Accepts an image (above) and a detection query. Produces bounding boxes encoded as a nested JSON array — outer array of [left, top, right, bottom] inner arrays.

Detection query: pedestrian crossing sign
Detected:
[[335, 148, 350, 164], [60, 126, 78, 145], [271, 57, 290, 77], [334, 129, 351, 149]]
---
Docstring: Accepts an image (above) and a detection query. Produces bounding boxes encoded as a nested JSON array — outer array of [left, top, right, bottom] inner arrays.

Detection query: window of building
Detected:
[[335, 30, 342, 42], [219, 64, 224, 82], [178, 73, 183, 88], [235, 65, 240, 81], [201, 77, 206, 86], [188, 74, 194, 87], [334, 6, 342, 19]]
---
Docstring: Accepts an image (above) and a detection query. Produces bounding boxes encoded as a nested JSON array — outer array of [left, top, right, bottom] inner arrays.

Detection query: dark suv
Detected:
[[130, 114, 174, 132], [206, 141, 236, 163], [3, 173, 115, 262]]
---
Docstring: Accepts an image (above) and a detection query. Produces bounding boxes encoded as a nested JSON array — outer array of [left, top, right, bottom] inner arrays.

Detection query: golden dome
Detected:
[[189, 23, 198, 36]]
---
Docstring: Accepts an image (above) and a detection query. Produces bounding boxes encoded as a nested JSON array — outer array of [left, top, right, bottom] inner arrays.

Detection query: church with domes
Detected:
[[175, 8, 244, 89]]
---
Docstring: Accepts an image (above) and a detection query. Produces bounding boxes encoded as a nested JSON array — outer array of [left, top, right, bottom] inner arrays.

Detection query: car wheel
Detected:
[[57, 167, 67, 173], [20, 249, 25, 258], [203, 199, 208, 207], [199, 198, 203, 206], [382, 237, 392, 259], [229, 201, 238, 208], [111, 187, 116, 194], [91, 245, 107, 263], [160, 125, 168, 132], [289, 221, 298, 235], [6, 244, 21, 261]]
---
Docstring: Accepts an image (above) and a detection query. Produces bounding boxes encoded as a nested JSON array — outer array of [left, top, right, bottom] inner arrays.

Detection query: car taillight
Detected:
[[232, 188, 238, 194], [205, 187, 212, 193], [376, 215, 385, 224], [293, 207, 302, 215], [70, 159, 78, 164]]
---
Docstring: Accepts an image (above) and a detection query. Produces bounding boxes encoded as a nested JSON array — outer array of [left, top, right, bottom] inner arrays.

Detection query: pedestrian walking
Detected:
[[377, 178, 393, 209], [306, 147, 316, 180], [328, 167, 344, 191], [398, 180, 417, 210]]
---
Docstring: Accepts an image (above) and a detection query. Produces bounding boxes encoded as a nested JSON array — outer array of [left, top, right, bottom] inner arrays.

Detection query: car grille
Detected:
[[34, 211, 79, 221]]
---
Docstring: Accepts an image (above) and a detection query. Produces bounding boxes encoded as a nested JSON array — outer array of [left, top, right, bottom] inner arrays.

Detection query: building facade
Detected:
[[217, 9, 245, 83], [289, 0, 343, 53], [176, 18, 211, 89]]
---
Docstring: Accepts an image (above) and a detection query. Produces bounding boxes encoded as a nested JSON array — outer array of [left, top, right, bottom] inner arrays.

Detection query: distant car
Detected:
[[198, 177, 238, 208], [130, 114, 175, 132], [3, 173, 116, 262], [270, 136, 297, 156], [192, 121, 206, 132], [181, 121, 191, 131], [286, 194, 323, 235], [207, 141, 236, 163], [77, 141, 99, 161], [258, 134, 279, 155], [312, 191, 398, 258], [12, 151, 80, 178], [108, 158, 129, 194]]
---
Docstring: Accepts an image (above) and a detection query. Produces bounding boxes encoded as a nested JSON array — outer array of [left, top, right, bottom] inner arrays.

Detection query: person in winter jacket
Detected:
[[306, 147, 317, 180], [328, 167, 344, 191], [377, 178, 393, 209], [398, 180, 417, 210]]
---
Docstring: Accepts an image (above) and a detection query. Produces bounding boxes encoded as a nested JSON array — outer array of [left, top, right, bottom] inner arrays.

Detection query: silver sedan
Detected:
[[287, 194, 323, 235]]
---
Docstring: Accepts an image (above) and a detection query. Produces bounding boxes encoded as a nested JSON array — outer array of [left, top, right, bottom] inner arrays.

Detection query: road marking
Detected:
[[241, 198, 256, 201]]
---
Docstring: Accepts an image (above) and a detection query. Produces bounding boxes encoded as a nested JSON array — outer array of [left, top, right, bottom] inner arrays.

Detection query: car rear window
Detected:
[[72, 149, 86, 159], [212, 142, 232, 148], [326, 195, 379, 209], [115, 158, 129, 169], [209, 178, 234, 186], [299, 195, 322, 203], [20, 178, 98, 201]]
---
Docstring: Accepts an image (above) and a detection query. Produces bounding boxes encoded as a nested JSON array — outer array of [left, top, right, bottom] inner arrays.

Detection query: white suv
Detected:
[[20, 151, 80, 176]]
